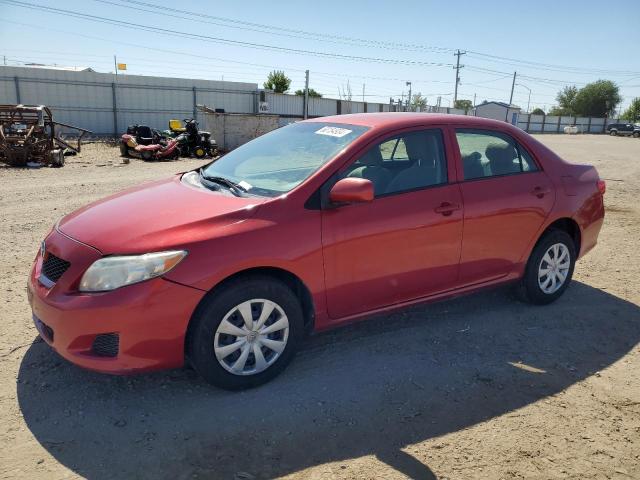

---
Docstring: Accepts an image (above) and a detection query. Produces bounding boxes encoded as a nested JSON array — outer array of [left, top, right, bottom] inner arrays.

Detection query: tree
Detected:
[[557, 86, 578, 113], [411, 93, 427, 110], [548, 86, 578, 115], [263, 70, 291, 94], [531, 107, 545, 115], [294, 88, 322, 98], [549, 81, 621, 117], [548, 106, 572, 116], [573, 80, 621, 117], [454, 99, 473, 112], [622, 98, 640, 123]]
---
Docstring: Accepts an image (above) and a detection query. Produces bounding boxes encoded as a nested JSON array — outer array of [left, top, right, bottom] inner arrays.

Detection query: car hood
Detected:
[[58, 175, 266, 254]]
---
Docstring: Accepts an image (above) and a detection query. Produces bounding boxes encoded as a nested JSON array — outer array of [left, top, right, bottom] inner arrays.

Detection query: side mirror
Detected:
[[329, 177, 374, 204]]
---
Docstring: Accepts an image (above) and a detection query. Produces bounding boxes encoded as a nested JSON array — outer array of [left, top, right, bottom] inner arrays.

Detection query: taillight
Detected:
[[597, 180, 606, 195]]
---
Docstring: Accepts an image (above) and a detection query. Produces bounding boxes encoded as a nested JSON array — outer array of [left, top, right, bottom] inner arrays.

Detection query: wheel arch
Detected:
[[185, 266, 316, 356], [534, 217, 582, 256]]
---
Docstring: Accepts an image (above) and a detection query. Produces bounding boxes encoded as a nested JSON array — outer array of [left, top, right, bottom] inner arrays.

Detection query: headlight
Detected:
[[79, 250, 187, 292]]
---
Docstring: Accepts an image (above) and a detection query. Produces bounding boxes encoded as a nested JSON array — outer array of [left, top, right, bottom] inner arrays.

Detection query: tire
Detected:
[[50, 149, 65, 168], [187, 275, 304, 390], [140, 150, 154, 161], [516, 229, 576, 305], [119, 143, 129, 157], [633, 132, 640, 138], [193, 146, 207, 159], [610, 130, 617, 136]]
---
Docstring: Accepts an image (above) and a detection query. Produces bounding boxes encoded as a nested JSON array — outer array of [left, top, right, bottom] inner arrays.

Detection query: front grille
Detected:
[[91, 333, 119, 357], [41, 253, 71, 283]]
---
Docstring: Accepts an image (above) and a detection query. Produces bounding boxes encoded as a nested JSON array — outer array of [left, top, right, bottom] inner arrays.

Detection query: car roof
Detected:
[[302, 112, 515, 130]]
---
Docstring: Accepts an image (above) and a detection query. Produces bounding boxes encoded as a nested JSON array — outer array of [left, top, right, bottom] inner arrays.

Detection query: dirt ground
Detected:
[[1, 134, 639, 480]]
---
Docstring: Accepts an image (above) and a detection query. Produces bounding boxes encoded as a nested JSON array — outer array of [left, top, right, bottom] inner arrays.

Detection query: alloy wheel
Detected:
[[213, 299, 289, 376]]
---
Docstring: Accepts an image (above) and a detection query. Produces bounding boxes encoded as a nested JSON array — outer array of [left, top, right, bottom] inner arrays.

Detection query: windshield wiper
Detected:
[[198, 169, 246, 196]]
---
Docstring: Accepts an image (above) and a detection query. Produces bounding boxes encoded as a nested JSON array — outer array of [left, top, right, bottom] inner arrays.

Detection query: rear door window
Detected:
[[455, 129, 538, 181]]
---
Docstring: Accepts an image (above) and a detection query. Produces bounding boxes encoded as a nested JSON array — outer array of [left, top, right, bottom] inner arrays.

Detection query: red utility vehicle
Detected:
[[28, 113, 605, 389]]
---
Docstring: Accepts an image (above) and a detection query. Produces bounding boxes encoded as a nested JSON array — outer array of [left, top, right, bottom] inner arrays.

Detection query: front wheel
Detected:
[[192, 146, 207, 159], [187, 275, 304, 390], [633, 132, 640, 138], [516, 230, 576, 305], [610, 130, 617, 136]]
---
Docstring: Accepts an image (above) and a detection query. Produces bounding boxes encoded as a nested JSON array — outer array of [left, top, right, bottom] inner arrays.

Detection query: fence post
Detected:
[[111, 82, 118, 137], [602, 117, 608, 134], [557, 115, 562, 133], [192, 86, 197, 119], [14, 76, 21, 104], [526, 114, 531, 133], [541, 114, 546, 133], [587, 117, 592, 134], [336, 100, 342, 115]]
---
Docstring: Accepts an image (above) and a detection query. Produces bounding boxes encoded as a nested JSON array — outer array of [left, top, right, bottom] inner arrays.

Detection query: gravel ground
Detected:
[[0, 135, 639, 480]]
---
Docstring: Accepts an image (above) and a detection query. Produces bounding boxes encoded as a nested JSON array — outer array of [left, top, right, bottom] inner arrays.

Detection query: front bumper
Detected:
[[27, 229, 205, 374]]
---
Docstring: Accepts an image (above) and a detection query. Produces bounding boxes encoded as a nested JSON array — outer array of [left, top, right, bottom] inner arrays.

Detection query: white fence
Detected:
[[516, 114, 622, 134]]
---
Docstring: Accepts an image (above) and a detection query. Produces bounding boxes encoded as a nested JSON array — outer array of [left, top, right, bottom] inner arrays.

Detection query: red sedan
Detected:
[[28, 113, 605, 389]]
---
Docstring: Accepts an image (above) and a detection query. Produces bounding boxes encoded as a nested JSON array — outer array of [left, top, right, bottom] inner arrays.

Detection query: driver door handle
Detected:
[[434, 202, 461, 216]]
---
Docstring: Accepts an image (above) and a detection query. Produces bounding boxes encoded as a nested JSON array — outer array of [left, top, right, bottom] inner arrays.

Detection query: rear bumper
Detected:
[[27, 229, 205, 374]]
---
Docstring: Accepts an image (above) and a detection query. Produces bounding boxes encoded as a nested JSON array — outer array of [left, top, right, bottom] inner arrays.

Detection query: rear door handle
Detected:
[[434, 202, 460, 216], [531, 186, 551, 198]]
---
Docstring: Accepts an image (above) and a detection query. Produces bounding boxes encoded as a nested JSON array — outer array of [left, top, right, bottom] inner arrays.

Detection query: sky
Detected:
[[0, 0, 638, 113]]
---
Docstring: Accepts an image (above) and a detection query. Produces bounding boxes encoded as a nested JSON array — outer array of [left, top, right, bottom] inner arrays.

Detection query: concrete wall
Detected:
[[201, 113, 280, 151]]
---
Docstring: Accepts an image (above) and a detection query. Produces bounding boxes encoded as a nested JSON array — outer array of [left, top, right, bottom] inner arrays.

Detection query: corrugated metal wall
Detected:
[[0, 66, 258, 135], [0, 66, 625, 136]]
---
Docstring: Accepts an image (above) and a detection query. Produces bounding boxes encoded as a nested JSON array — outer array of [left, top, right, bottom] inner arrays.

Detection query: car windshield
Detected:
[[201, 122, 369, 197]]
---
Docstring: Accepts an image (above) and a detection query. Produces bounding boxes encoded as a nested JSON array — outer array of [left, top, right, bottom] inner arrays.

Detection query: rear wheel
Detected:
[[119, 142, 129, 157], [633, 131, 639, 138], [193, 146, 207, 159], [187, 275, 303, 390], [610, 130, 617, 136], [140, 150, 154, 161], [516, 230, 576, 305]]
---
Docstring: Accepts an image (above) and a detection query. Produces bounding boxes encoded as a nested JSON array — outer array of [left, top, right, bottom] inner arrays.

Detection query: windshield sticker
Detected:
[[238, 180, 253, 191], [315, 126, 352, 138]]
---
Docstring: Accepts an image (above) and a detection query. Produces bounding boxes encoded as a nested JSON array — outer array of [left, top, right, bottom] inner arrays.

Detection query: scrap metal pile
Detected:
[[0, 104, 91, 167]]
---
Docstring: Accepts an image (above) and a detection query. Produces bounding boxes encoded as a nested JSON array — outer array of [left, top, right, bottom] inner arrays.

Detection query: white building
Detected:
[[475, 101, 521, 125]]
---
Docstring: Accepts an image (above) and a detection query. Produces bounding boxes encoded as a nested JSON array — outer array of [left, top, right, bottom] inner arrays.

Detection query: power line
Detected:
[[0, 1, 455, 69], [467, 51, 639, 76], [88, 0, 455, 54], [86, 0, 640, 78]]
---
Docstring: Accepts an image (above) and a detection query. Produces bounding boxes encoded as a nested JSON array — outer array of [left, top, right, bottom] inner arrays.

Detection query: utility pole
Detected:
[[473, 93, 477, 107], [3, 55, 6, 66], [509, 71, 517, 105], [516, 83, 531, 113], [453, 49, 466, 105], [362, 83, 365, 103], [114, 55, 118, 77], [303, 69, 309, 119], [406, 81, 412, 110]]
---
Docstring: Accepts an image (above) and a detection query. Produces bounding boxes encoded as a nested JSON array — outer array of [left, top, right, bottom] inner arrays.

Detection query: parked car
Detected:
[[28, 113, 605, 389], [607, 122, 640, 137]]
